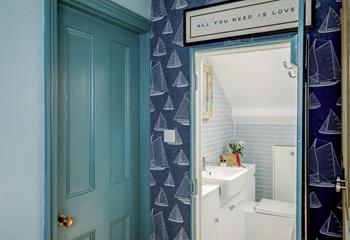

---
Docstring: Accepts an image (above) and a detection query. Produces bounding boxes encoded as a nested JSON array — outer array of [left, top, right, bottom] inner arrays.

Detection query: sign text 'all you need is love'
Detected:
[[184, 0, 312, 45]]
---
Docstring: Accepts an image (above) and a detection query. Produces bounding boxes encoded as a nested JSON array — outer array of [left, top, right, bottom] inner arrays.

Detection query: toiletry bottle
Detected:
[[220, 159, 227, 167]]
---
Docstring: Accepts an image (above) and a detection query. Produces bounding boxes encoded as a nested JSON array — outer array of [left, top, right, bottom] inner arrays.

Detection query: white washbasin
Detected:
[[202, 166, 248, 205], [202, 184, 220, 197]]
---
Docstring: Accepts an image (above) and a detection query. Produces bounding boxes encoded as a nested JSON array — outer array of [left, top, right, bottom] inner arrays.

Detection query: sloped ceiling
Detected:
[[208, 45, 297, 123]]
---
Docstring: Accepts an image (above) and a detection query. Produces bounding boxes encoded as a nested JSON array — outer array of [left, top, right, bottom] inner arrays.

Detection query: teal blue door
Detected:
[[57, 4, 140, 239]]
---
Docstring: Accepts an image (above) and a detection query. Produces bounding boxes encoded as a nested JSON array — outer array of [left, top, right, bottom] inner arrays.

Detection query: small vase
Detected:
[[232, 152, 241, 167]]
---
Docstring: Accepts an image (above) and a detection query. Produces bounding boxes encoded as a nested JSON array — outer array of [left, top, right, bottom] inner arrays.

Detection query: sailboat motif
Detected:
[[174, 92, 190, 125], [150, 173, 156, 187], [150, 28, 155, 39], [163, 96, 174, 111], [175, 172, 191, 205], [337, 200, 342, 209], [319, 211, 342, 237], [151, 211, 169, 240], [164, 171, 175, 187], [315, 0, 321, 9], [168, 204, 184, 223], [336, 97, 341, 106], [167, 50, 182, 68], [309, 139, 341, 188], [309, 192, 322, 208], [150, 100, 155, 113], [153, 37, 167, 57], [154, 187, 168, 207], [162, 19, 173, 35], [206, 0, 226, 5], [154, 112, 168, 131], [151, 62, 168, 96], [309, 40, 341, 88], [174, 227, 190, 240], [171, 0, 188, 10], [173, 21, 184, 46], [173, 149, 189, 166], [150, 134, 154, 161], [172, 71, 189, 88], [150, 136, 169, 170], [318, 7, 341, 33], [319, 109, 341, 135], [167, 127, 183, 146], [150, 209, 155, 240], [151, 0, 167, 22], [309, 92, 321, 110]]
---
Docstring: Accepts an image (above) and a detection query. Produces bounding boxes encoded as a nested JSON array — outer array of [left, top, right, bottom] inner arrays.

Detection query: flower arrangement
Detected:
[[228, 141, 245, 155]]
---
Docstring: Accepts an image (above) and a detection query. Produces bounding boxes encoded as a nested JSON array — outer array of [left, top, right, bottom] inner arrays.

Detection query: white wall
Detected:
[[0, 0, 44, 239], [209, 43, 297, 124], [111, 0, 151, 19]]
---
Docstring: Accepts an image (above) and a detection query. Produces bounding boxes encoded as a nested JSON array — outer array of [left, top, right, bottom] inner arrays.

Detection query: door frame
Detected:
[[189, 34, 306, 240], [43, 1, 151, 239]]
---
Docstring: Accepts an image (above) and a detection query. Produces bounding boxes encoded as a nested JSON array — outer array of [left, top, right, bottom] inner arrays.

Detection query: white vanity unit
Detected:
[[201, 164, 255, 240], [201, 164, 296, 240]]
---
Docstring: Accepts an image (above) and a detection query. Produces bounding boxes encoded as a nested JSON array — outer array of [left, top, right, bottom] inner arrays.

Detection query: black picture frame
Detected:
[[183, 0, 314, 46]]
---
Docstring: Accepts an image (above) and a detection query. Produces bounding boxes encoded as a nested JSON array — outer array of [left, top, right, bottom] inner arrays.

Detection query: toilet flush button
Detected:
[[164, 130, 176, 143]]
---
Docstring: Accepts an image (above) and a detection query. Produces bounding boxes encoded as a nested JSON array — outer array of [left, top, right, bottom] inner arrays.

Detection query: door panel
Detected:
[[58, 4, 140, 240], [64, 27, 95, 199]]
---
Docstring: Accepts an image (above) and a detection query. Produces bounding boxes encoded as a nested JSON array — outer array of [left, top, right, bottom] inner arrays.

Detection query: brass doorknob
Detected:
[[58, 214, 74, 227]]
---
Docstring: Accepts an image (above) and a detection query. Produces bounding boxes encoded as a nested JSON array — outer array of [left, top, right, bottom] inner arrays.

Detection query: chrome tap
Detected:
[[202, 157, 206, 171]]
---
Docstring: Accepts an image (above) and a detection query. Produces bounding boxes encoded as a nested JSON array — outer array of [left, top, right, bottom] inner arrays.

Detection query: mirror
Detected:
[[202, 64, 213, 119]]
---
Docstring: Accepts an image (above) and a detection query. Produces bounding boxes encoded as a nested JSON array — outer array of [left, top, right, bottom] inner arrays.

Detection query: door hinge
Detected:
[[191, 178, 199, 196], [335, 176, 347, 193], [194, 74, 199, 92]]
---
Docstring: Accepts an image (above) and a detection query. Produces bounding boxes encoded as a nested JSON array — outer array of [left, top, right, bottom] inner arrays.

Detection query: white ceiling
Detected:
[[207, 44, 297, 123]]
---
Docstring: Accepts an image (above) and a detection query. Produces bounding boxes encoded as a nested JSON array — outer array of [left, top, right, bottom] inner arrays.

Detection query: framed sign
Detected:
[[184, 0, 313, 46]]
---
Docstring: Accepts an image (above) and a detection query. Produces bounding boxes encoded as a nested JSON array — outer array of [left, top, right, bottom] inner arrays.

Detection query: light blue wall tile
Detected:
[[235, 124, 297, 201], [201, 71, 234, 164]]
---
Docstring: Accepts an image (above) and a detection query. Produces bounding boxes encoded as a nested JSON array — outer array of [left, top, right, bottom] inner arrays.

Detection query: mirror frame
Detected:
[[202, 64, 214, 120]]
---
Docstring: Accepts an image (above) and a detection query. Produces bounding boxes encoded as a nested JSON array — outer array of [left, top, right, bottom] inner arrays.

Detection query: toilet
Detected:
[[243, 146, 296, 240], [244, 199, 295, 240]]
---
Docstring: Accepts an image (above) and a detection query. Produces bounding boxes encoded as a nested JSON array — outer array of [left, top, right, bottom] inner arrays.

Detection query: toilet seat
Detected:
[[255, 199, 295, 218]]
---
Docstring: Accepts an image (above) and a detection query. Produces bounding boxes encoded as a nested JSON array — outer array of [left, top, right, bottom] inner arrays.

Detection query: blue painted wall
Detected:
[[0, 0, 150, 239], [110, 0, 151, 19], [0, 0, 44, 239], [150, 0, 343, 239]]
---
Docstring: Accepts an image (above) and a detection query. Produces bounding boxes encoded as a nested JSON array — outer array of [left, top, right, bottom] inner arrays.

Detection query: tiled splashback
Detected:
[[201, 71, 235, 164], [235, 124, 297, 201]]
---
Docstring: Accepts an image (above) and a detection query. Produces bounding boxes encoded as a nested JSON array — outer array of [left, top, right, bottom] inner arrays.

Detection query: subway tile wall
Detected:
[[235, 124, 297, 201], [201, 71, 235, 164]]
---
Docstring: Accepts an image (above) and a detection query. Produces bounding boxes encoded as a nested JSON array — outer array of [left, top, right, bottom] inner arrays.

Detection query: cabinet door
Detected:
[[202, 215, 218, 240], [217, 197, 244, 240]]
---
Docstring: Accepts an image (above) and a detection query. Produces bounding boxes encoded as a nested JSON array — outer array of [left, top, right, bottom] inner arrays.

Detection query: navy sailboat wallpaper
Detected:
[[150, 0, 343, 239]]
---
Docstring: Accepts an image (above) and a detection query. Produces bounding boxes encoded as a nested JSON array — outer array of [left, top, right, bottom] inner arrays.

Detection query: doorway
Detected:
[[191, 37, 304, 240], [45, 1, 150, 239]]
